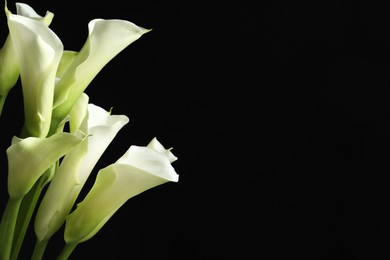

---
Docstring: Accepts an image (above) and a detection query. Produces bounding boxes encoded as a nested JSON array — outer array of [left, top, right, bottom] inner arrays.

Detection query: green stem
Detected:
[[0, 197, 22, 260], [10, 115, 60, 259], [31, 239, 49, 260], [10, 168, 54, 260], [57, 243, 78, 260]]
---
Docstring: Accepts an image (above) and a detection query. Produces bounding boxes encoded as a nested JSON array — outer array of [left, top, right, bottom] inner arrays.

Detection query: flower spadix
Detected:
[[51, 18, 150, 131], [6, 4, 62, 137], [34, 93, 129, 241], [0, 2, 54, 108], [64, 138, 179, 243], [6, 131, 85, 199]]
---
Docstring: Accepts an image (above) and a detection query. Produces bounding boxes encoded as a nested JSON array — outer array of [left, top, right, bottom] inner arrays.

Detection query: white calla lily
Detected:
[[34, 95, 129, 241], [64, 137, 178, 244], [51, 18, 150, 131], [7, 131, 85, 199], [6, 5, 63, 137], [0, 2, 54, 112]]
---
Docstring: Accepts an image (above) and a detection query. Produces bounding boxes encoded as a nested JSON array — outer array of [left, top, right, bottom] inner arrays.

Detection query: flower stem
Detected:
[[57, 243, 78, 260], [0, 197, 22, 260], [31, 239, 49, 260], [10, 168, 53, 260]]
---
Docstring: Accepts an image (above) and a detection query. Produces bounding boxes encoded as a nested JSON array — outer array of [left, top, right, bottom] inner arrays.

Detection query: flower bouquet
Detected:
[[0, 1, 179, 259]]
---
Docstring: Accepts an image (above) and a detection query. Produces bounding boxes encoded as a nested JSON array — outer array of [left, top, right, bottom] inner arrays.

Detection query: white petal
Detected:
[[87, 104, 110, 128], [15, 2, 54, 25], [147, 137, 178, 163], [7, 10, 63, 137], [116, 145, 179, 182]]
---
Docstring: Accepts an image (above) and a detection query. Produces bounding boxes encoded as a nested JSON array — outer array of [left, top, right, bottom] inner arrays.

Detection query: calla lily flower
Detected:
[[0, 2, 54, 112], [6, 131, 85, 199], [6, 5, 63, 137], [64, 137, 179, 243], [51, 18, 150, 131], [34, 94, 129, 241]]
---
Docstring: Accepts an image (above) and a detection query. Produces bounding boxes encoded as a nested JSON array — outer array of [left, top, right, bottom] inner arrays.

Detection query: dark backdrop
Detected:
[[1, 1, 390, 259]]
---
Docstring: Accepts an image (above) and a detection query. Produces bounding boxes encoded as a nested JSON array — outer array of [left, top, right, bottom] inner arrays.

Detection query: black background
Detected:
[[1, 0, 390, 259]]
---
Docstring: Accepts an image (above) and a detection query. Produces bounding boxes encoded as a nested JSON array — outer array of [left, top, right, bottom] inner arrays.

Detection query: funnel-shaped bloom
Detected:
[[51, 19, 150, 130], [64, 138, 179, 243], [35, 95, 129, 241], [0, 2, 54, 111], [6, 5, 62, 137], [7, 131, 85, 199]]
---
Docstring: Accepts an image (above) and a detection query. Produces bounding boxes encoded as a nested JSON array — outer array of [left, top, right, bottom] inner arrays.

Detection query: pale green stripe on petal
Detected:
[[57, 51, 78, 79], [0, 36, 19, 96]]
